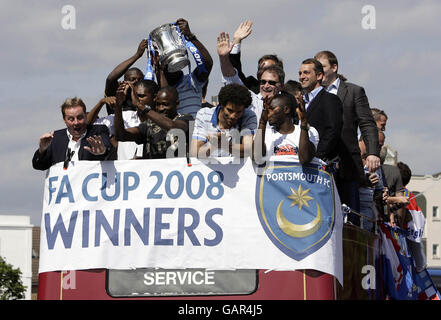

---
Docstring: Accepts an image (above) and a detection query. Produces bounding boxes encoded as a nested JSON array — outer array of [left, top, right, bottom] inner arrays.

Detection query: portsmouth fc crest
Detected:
[[255, 162, 335, 261]]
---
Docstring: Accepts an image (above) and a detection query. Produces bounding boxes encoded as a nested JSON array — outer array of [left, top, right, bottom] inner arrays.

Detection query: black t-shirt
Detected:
[[135, 114, 193, 159]]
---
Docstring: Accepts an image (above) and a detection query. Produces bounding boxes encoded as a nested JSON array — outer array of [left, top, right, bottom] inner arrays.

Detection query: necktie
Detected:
[[303, 94, 309, 104]]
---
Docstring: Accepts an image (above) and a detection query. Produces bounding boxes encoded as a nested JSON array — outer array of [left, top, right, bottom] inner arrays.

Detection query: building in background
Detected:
[[0, 215, 33, 300], [32, 227, 40, 300], [408, 173, 441, 268], [383, 144, 398, 166]]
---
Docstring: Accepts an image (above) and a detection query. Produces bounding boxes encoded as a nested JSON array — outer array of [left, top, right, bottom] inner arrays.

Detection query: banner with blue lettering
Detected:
[[39, 157, 343, 285]]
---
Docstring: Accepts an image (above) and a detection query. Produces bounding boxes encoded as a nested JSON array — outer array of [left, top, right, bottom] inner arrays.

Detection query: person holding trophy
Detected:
[[148, 18, 213, 119]]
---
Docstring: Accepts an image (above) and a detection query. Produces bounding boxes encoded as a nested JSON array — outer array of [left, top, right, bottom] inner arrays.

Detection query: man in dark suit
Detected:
[[314, 51, 380, 223], [298, 58, 343, 162], [32, 97, 113, 171]]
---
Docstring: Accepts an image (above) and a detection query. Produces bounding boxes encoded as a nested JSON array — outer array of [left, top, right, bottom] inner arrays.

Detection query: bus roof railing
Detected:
[[341, 204, 378, 233]]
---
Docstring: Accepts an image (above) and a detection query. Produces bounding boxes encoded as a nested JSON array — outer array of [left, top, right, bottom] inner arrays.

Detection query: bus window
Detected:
[[106, 269, 258, 297]]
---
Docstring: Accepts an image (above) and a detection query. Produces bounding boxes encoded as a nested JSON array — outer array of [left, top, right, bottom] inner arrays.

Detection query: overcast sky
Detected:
[[1, 0, 440, 226]]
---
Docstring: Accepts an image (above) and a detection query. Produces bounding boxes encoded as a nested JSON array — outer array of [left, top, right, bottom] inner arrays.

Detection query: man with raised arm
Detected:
[[153, 18, 213, 119], [113, 82, 192, 159], [228, 20, 284, 94], [217, 31, 284, 124], [32, 97, 113, 171], [104, 39, 147, 115]]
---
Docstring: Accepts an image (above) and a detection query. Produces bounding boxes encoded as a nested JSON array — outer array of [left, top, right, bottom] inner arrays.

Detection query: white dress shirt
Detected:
[[303, 86, 323, 110], [66, 129, 87, 162], [326, 77, 340, 95]]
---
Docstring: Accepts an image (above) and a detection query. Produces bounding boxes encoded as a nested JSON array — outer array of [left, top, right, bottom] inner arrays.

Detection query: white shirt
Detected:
[[303, 86, 323, 110], [94, 110, 143, 160], [264, 125, 319, 160], [231, 43, 241, 54], [66, 129, 87, 162], [326, 77, 340, 96]]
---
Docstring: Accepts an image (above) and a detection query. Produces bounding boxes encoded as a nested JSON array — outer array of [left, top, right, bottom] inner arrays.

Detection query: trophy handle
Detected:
[[172, 22, 185, 46]]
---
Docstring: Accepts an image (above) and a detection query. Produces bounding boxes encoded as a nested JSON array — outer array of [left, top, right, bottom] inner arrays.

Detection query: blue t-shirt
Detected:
[[175, 71, 206, 119]]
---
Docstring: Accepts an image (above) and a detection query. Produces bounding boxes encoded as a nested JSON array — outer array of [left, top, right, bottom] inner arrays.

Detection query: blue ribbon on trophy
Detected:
[[173, 22, 207, 75], [146, 22, 206, 87], [144, 36, 155, 81]]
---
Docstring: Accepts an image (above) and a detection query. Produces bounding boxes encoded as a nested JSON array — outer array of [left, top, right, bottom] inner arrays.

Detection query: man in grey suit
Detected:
[[315, 51, 380, 225]]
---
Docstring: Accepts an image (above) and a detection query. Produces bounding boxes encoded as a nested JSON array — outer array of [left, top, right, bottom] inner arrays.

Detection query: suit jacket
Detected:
[[306, 89, 343, 162], [336, 81, 379, 181], [229, 52, 260, 94], [32, 124, 113, 171]]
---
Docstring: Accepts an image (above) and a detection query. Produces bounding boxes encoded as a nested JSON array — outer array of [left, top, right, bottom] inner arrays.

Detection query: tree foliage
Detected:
[[0, 256, 26, 300]]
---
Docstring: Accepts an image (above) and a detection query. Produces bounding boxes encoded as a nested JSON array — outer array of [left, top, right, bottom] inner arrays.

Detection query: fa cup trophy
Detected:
[[149, 23, 190, 73]]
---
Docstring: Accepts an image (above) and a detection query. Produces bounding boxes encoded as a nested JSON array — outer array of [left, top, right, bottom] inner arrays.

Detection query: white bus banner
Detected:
[[39, 157, 343, 284]]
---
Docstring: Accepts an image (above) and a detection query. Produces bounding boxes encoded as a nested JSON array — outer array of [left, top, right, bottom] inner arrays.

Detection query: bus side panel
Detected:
[[304, 270, 336, 300], [337, 225, 385, 300], [38, 225, 387, 300], [38, 269, 339, 300], [60, 269, 107, 300], [253, 270, 306, 300], [38, 272, 61, 300]]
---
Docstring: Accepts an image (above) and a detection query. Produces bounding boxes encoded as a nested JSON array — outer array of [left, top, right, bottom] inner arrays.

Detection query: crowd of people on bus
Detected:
[[32, 18, 422, 245]]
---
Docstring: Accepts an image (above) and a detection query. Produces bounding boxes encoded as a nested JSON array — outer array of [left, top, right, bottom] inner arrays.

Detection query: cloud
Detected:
[[387, 127, 441, 176], [378, 1, 441, 35]]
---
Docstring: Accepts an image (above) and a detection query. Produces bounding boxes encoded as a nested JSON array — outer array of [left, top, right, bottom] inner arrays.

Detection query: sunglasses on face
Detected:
[[259, 79, 278, 86]]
